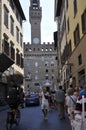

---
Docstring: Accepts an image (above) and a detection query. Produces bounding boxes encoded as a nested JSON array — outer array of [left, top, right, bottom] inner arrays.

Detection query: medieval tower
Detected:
[[24, 0, 57, 92]]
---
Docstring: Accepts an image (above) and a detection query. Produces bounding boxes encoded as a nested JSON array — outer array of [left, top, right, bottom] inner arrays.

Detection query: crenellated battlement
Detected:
[[24, 41, 54, 45], [24, 41, 56, 53]]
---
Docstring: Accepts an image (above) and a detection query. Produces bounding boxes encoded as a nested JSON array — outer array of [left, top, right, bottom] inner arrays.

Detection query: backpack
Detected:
[[8, 88, 20, 104]]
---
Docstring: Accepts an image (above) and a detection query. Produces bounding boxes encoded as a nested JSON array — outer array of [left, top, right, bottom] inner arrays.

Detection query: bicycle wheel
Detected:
[[16, 110, 21, 125], [6, 112, 12, 130], [6, 123, 12, 130]]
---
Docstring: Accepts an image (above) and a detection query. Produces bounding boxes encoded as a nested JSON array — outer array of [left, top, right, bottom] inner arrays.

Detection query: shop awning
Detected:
[[0, 53, 14, 72]]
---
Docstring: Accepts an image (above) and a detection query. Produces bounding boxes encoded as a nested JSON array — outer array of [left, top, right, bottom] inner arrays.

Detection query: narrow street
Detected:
[[0, 106, 72, 130]]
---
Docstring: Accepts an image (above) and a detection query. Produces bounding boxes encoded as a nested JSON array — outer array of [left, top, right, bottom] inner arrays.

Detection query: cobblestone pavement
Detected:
[[0, 106, 72, 130]]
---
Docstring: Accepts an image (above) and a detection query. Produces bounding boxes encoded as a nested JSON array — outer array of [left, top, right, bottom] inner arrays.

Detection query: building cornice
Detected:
[[13, 0, 26, 20]]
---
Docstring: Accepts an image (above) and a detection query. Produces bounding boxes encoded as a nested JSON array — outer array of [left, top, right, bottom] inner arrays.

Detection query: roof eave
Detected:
[[13, 0, 26, 20], [56, 0, 62, 17]]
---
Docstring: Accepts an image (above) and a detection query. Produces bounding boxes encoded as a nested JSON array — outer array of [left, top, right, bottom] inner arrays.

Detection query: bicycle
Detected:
[[6, 106, 21, 130]]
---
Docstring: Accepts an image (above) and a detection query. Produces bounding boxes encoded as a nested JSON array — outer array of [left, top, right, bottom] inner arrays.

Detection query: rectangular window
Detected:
[[4, 6, 9, 27], [10, 43, 15, 60], [66, 0, 68, 10], [20, 33, 23, 47], [10, 16, 14, 35], [16, 9, 19, 21], [78, 54, 82, 65], [4, 37, 9, 56], [67, 18, 70, 33], [16, 49, 20, 65], [69, 40, 72, 55], [16, 27, 19, 43], [81, 10, 86, 34], [46, 69, 48, 73], [20, 17, 22, 27], [73, 24, 80, 46], [78, 69, 85, 86], [21, 56, 23, 68], [74, 0, 77, 16]]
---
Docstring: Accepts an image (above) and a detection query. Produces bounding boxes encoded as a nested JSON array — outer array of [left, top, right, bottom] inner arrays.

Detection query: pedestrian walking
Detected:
[[65, 87, 77, 121], [40, 87, 49, 120], [56, 85, 65, 119], [79, 85, 85, 96], [48, 90, 53, 111], [71, 85, 86, 130], [75, 85, 86, 116]]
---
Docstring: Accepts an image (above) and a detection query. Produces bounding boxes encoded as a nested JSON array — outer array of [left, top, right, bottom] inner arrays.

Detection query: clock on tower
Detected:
[[33, 37, 39, 44]]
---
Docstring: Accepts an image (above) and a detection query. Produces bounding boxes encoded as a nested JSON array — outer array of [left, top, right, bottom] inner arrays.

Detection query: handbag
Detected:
[[69, 96, 76, 105], [44, 94, 49, 99], [43, 92, 49, 99]]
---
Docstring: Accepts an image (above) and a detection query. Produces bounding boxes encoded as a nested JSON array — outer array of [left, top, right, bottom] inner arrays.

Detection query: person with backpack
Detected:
[[7, 84, 20, 109]]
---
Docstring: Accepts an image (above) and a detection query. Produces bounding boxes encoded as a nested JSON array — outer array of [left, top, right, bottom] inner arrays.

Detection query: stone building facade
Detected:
[[24, 42, 57, 92], [24, 0, 57, 92], [65, 0, 86, 87], [0, 0, 26, 99], [54, 0, 86, 89]]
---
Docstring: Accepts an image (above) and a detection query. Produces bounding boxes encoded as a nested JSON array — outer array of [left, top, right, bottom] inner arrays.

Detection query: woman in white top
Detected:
[[40, 87, 49, 120]]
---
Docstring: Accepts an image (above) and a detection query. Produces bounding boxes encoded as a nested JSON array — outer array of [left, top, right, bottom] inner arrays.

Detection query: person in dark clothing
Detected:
[[8, 84, 20, 109], [19, 87, 25, 108]]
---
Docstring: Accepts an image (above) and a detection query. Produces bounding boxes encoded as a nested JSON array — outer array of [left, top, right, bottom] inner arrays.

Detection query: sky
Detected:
[[20, 0, 57, 43]]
